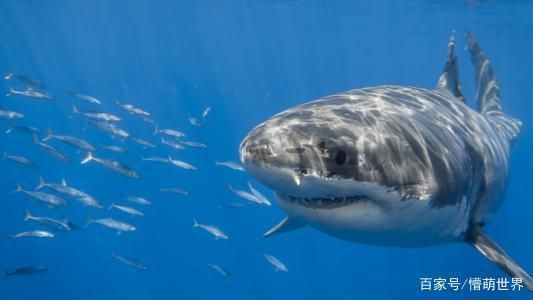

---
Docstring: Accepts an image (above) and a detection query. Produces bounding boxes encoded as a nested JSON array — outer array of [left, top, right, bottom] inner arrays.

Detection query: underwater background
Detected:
[[0, 0, 532, 299]]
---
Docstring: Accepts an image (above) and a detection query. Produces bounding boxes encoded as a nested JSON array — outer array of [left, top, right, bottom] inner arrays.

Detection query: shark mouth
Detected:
[[277, 193, 373, 209]]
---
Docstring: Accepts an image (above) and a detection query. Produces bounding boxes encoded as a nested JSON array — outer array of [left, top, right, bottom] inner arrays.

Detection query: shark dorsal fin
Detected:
[[436, 31, 465, 103], [466, 32, 522, 143]]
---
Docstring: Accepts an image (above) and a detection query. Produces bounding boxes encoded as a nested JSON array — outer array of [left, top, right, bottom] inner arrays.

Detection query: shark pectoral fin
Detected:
[[263, 216, 304, 239], [436, 31, 465, 103], [467, 227, 533, 291]]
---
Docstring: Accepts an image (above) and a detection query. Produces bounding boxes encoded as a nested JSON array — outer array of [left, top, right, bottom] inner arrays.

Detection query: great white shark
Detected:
[[239, 32, 532, 289]]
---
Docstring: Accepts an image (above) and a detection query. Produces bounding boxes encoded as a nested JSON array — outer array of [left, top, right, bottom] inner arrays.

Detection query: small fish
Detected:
[[228, 184, 263, 205], [111, 252, 148, 271], [13, 183, 68, 207], [161, 137, 185, 151], [129, 137, 156, 148], [181, 140, 207, 148], [141, 157, 169, 164], [5, 265, 47, 278], [202, 107, 211, 119], [123, 195, 151, 206], [0, 108, 24, 120], [188, 114, 201, 127], [32, 134, 71, 163], [161, 187, 189, 196], [7, 87, 53, 100], [220, 202, 245, 209], [168, 156, 197, 171], [193, 219, 228, 240], [87, 121, 129, 138], [4, 72, 44, 89], [263, 253, 288, 272], [100, 144, 128, 154], [43, 129, 95, 152], [86, 218, 136, 235], [36, 177, 102, 208], [69, 91, 102, 105], [206, 263, 231, 277], [140, 115, 155, 125], [214, 160, 244, 171], [247, 182, 272, 206], [114, 99, 150, 117], [153, 126, 186, 138], [109, 202, 144, 217], [8, 230, 54, 239], [72, 105, 121, 122], [2, 152, 38, 168], [6, 125, 40, 135], [81, 152, 140, 178], [24, 209, 71, 231]]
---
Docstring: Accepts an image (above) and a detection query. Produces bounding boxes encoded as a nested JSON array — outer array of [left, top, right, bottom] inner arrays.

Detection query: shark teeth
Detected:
[[279, 194, 371, 209]]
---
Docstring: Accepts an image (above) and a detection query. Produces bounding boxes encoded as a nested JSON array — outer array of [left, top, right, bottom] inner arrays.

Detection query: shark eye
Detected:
[[335, 150, 347, 165]]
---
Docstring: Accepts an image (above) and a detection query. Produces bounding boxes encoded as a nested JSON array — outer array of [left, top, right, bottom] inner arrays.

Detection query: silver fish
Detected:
[[14, 183, 67, 207], [161, 187, 189, 196], [202, 107, 211, 119], [161, 137, 184, 151], [5, 265, 47, 278], [2, 152, 38, 168], [206, 263, 231, 277], [220, 202, 246, 209], [43, 129, 95, 152], [0, 108, 24, 120], [24, 209, 71, 231], [181, 140, 207, 148], [214, 160, 244, 171], [7, 87, 52, 100], [141, 157, 169, 164], [168, 156, 197, 171], [228, 184, 263, 205], [32, 134, 71, 163], [193, 219, 228, 240], [72, 105, 121, 122], [35, 177, 103, 209], [263, 253, 288, 272], [100, 144, 128, 154], [188, 114, 201, 127], [8, 230, 54, 239], [153, 126, 186, 138], [129, 137, 156, 148], [86, 218, 136, 234], [109, 202, 144, 217], [124, 195, 151, 206], [247, 182, 272, 206], [6, 125, 40, 135], [81, 152, 140, 178], [4, 72, 44, 89], [111, 252, 148, 270], [114, 99, 150, 117], [69, 91, 102, 105], [87, 121, 129, 138]]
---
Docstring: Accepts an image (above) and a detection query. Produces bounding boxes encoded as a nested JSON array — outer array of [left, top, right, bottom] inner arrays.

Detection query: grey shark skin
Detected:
[[240, 33, 531, 289]]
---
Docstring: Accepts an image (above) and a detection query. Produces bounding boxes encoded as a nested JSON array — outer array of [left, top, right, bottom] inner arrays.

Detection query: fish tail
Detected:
[[6, 87, 14, 96], [227, 184, 235, 192], [84, 218, 93, 228], [5, 127, 12, 134], [108, 202, 114, 210], [153, 125, 159, 136], [214, 160, 220, 165], [72, 105, 78, 114], [2, 151, 6, 159], [42, 128, 53, 142], [31, 133, 39, 144], [24, 208, 32, 221], [114, 98, 120, 105], [193, 218, 198, 227], [35, 176, 46, 190], [80, 152, 94, 164], [4, 271, 9, 279], [4, 72, 13, 80], [12, 183, 23, 193]]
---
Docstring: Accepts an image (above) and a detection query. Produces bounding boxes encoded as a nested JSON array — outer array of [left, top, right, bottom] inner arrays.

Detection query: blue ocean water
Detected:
[[0, 0, 532, 299]]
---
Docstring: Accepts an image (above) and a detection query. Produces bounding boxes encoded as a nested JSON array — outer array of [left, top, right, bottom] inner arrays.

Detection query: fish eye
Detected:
[[335, 150, 347, 165]]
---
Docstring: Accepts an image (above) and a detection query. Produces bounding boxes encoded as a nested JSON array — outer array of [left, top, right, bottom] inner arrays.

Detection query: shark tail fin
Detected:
[[467, 226, 533, 291], [24, 209, 32, 221], [35, 176, 46, 190], [436, 31, 465, 103], [42, 128, 53, 142], [81, 152, 94, 164]]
